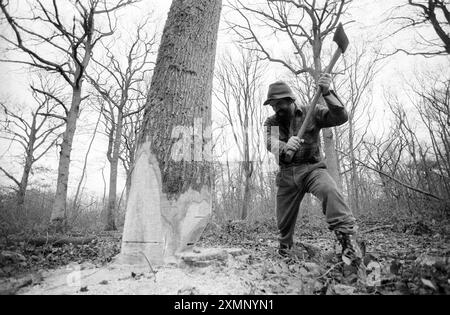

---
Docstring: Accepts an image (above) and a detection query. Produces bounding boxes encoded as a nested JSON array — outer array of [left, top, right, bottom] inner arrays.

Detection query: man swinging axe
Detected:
[[263, 23, 364, 268]]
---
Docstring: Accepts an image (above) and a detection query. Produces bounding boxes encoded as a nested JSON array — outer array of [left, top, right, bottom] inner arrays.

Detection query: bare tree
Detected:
[[229, 0, 352, 187], [0, 0, 139, 231], [0, 77, 63, 206], [72, 102, 104, 219], [411, 72, 450, 197], [119, 107, 144, 201], [288, 72, 317, 105], [385, 0, 450, 56], [362, 131, 411, 201], [333, 44, 382, 212], [214, 48, 267, 220], [88, 19, 155, 231], [358, 101, 444, 211], [341, 65, 450, 217]]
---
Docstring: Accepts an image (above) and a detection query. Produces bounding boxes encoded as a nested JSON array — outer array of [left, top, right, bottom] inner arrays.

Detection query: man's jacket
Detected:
[[264, 90, 348, 167]]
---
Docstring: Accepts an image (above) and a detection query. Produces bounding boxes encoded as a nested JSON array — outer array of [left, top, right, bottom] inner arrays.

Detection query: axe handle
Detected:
[[284, 48, 343, 163]]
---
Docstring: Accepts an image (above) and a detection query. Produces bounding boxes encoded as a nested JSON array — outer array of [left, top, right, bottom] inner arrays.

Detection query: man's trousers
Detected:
[[276, 162, 357, 247]]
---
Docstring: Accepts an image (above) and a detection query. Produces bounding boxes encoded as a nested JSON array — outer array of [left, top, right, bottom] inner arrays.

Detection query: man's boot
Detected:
[[278, 243, 292, 257], [335, 231, 366, 282], [334, 231, 363, 265]]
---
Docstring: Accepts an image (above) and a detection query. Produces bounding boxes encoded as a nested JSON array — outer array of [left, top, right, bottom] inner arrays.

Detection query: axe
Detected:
[[284, 22, 349, 163]]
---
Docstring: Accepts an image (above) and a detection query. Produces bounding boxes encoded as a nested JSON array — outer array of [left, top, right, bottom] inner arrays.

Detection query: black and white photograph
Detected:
[[0, 0, 448, 298]]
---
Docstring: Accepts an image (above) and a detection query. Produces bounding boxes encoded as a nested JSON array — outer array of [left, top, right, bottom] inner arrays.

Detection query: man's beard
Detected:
[[276, 108, 292, 121]]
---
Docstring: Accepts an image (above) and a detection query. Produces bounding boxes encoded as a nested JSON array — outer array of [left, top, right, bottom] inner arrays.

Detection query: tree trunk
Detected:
[[50, 87, 81, 231], [17, 159, 32, 207], [240, 114, 252, 220], [241, 162, 253, 220], [125, 171, 132, 201], [17, 150, 34, 207], [323, 128, 342, 189], [105, 111, 123, 231], [119, 0, 222, 266], [348, 115, 360, 212], [17, 120, 37, 207], [312, 49, 342, 189]]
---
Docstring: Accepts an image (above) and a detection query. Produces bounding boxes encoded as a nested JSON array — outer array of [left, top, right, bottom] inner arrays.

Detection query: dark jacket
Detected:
[[264, 90, 348, 167]]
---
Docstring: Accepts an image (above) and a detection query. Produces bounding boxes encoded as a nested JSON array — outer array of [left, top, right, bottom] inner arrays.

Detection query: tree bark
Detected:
[[17, 129, 35, 207], [347, 111, 360, 212], [17, 157, 32, 207], [241, 172, 251, 220], [50, 87, 82, 231], [240, 102, 253, 220], [105, 111, 122, 231], [119, 0, 222, 265], [323, 127, 342, 189], [312, 51, 342, 189]]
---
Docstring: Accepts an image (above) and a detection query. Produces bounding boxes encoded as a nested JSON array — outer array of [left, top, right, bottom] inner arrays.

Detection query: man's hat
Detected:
[[263, 81, 296, 105]]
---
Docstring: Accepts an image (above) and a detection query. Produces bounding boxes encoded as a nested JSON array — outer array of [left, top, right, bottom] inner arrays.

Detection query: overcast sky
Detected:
[[0, 0, 448, 197]]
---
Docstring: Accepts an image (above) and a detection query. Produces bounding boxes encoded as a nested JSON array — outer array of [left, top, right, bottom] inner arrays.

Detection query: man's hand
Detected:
[[318, 73, 332, 95], [286, 136, 303, 152]]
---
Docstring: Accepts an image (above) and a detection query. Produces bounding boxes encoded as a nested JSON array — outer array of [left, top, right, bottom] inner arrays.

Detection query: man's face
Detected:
[[270, 98, 294, 117]]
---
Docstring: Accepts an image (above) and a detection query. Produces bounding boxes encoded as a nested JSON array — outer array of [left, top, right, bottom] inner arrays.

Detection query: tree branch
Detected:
[[338, 149, 442, 200], [0, 166, 20, 187]]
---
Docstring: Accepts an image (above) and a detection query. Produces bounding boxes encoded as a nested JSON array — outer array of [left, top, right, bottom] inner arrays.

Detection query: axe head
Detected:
[[333, 23, 349, 53]]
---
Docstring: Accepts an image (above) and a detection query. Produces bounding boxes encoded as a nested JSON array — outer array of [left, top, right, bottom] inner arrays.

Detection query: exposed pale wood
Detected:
[[119, 0, 222, 266], [118, 143, 164, 265]]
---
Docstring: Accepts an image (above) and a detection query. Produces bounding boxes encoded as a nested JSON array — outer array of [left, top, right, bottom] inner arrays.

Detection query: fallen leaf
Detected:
[[304, 262, 321, 276], [342, 256, 351, 266], [333, 284, 356, 295], [421, 278, 436, 291], [390, 260, 402, 275]]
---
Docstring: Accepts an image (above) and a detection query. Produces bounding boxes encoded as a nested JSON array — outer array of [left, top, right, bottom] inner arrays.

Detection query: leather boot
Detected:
[[334, 230, 363, 265]]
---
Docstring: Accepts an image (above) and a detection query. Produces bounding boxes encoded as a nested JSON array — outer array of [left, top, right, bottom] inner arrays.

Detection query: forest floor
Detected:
[[1, 213, 449, 295]]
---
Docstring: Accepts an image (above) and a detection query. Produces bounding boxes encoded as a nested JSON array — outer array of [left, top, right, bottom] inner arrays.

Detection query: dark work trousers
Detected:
[[276, 162, 357, 247]]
